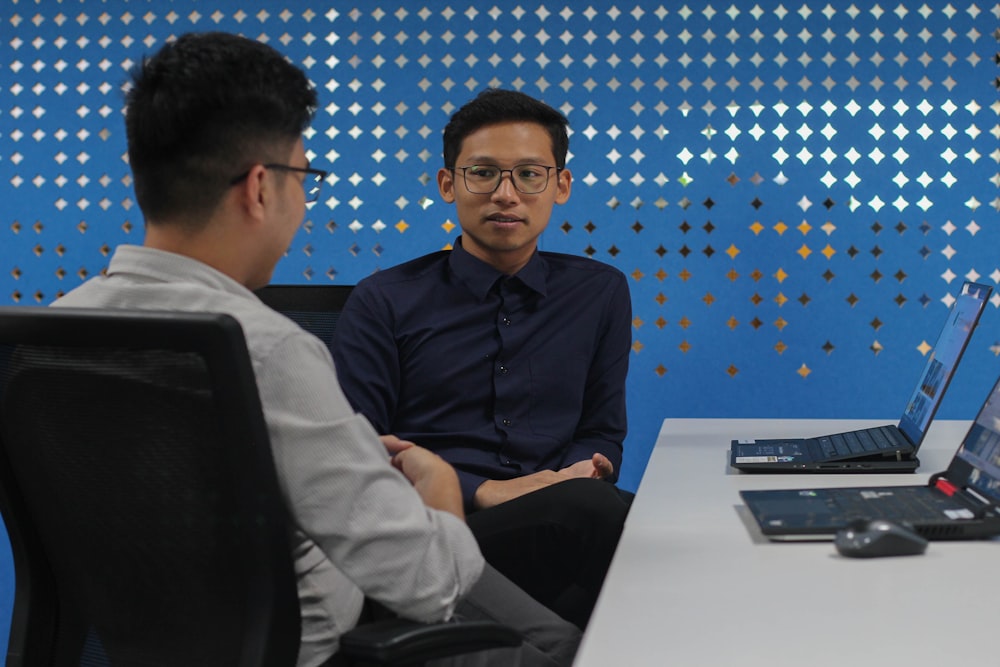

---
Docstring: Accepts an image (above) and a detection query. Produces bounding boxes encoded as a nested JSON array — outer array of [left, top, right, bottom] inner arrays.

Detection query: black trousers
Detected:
[[465, 477, 632, 630]]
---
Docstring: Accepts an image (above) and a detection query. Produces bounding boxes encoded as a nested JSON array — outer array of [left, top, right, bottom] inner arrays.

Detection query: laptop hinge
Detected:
[[928, 471, 949, 489], [930, 473, 995, 517], [964, 486, 991, 506], [932, 475, 958, 496]]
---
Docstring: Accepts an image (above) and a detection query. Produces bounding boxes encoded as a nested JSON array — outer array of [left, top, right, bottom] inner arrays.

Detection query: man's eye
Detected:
[[517, 167, 543, 178], [468, 167, 497, 178]]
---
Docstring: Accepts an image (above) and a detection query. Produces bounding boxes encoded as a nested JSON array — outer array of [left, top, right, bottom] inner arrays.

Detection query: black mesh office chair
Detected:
[[0, 306, 518, 667], [255, 284, 354, 356]]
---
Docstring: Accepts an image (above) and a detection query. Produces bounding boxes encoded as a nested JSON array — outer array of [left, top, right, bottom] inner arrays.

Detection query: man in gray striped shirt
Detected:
[[54, 31, 578, 667]]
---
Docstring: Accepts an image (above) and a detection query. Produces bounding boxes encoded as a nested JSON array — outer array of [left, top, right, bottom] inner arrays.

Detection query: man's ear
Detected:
[[234, 164, 268, 222], [437, 167, 457, 203], [554, 167, 572, 205]]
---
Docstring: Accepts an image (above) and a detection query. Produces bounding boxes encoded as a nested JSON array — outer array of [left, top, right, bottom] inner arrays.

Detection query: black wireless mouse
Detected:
[[833, 518, 929, 558]]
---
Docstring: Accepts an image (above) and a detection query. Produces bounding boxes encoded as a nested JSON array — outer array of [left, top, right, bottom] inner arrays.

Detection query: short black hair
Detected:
[[442, 88, 569, 169], [125, 31, 317, 225]]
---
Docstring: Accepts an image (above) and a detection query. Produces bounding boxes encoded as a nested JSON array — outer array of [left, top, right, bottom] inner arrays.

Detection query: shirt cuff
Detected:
[[457, 470, 490, 514]]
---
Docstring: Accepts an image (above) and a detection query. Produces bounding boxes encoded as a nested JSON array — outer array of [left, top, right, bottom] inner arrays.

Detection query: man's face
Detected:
[[438, 121, 571, 273], [254, 138, 309, 287]]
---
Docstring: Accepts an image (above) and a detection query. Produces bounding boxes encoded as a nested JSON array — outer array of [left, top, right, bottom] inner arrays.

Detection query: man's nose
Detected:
[[492, 172, 519, 198]]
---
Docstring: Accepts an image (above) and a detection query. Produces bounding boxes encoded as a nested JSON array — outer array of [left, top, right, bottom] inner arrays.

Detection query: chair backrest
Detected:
[[255, 285, 354, 356], [0, 307, 300, 667]]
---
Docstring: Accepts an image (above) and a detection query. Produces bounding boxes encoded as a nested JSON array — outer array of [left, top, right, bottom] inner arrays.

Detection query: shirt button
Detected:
[[502, 316, 511, 326], [502, 418, 512, 427], [498, 365, 508, 375]]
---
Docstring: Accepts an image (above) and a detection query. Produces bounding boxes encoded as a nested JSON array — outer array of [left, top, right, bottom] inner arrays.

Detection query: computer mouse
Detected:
[[833, 519, 929, 558]]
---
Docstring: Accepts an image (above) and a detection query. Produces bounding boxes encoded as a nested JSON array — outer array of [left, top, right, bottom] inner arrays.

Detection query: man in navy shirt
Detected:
[[333, 89, 631, 629]]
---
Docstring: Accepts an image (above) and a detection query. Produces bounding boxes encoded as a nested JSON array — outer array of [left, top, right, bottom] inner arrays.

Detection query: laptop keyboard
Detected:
[[817, 426, 907, 459], [828, 487, 961, 524]]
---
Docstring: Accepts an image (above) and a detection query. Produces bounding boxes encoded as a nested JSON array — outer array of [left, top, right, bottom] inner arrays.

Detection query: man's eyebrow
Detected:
[[463, 156, 552, 164]]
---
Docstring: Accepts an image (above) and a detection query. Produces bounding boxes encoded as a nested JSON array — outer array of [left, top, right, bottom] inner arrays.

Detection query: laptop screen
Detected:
[[953, 376, 1000, 504], [897, 281, 991, 446]]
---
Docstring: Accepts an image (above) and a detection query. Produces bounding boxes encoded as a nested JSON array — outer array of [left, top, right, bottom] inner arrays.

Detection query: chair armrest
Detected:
[[338, 617, 521, 665]]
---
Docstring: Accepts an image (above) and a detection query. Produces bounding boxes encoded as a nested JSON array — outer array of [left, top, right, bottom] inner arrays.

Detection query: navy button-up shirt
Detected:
[[333, 238, 632, 508]]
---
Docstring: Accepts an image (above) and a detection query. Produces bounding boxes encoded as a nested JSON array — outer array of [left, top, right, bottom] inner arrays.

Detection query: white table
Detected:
[[574, 418, 999, 667]]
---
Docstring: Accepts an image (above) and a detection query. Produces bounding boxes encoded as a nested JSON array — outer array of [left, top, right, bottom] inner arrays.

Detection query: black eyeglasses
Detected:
[[451, 164, 561, 195], [230, 163, 328, 203]]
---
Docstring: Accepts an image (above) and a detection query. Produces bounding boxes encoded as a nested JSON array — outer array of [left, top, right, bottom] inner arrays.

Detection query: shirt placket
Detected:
[[492, 278, 523, 472]]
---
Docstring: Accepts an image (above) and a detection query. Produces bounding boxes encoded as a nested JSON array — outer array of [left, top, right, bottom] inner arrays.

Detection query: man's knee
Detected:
[[557, 477, 629, 518], [467, 477, 628, 546], [538, 478, 629, 539]]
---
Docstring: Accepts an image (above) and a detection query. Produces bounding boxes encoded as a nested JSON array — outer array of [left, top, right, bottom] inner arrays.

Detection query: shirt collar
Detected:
[[105, 244, 257, 300], [448, 236, 549, 300]]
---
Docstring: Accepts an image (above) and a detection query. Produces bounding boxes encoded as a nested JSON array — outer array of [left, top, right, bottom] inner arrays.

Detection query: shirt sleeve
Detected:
[[257, 329, 483, 622], [456, 470, 491, 511], [331, 281, 399, 434], [558, 272, 631, 480]]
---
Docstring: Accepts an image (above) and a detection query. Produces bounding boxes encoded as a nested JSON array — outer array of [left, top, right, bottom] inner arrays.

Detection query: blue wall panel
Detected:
[[1, 0, 998, 653]]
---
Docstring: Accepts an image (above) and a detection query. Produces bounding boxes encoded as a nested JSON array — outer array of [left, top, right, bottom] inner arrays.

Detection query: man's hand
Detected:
[[381, 435, 464, 520], [473, 453, 615, 510], [379, 434, 417, 455], [559, 452, 614, 479]]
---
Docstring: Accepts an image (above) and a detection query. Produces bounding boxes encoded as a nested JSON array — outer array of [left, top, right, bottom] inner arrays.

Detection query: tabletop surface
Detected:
[[573, 418, 999, 667]]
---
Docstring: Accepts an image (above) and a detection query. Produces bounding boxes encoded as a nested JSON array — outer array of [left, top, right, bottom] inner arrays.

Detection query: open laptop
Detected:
[[730, 281, 992, 473], [740, 372, 1000, 541]]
